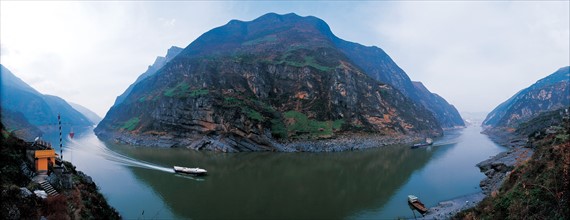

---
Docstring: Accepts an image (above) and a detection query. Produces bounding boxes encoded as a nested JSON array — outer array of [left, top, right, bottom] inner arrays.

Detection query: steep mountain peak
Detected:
[[180, 13, 336, 59], [96, 13, 451, 152]]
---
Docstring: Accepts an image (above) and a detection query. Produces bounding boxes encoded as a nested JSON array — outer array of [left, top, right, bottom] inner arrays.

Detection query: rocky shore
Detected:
[[419, 192, 486, 219], [476, 146, 534, 195], [410, 131, 533, 219], [99, 129, 426, 153]]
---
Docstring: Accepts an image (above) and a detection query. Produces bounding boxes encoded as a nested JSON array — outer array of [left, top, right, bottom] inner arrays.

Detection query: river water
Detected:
[[44, 125, 504, 219]]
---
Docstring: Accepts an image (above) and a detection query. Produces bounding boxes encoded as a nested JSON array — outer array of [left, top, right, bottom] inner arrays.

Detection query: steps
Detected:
[[39, 181, 59, 196]]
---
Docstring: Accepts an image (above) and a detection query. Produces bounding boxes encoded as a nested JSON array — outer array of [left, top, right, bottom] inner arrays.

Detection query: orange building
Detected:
[[34, 149, 56, 172]]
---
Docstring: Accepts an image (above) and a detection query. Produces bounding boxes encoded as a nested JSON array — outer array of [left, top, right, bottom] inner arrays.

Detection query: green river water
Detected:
[[45, 125, 504, 219]]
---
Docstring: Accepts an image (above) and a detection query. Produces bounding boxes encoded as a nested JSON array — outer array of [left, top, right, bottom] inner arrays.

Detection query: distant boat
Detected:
[[408, 195, 428, 214], [173, 166, 207, 176], [411, 138, 433, 148], [69, 127, 75, 139]]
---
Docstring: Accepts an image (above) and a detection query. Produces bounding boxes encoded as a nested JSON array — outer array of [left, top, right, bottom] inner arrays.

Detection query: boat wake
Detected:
[[65, 138, 174, 174]]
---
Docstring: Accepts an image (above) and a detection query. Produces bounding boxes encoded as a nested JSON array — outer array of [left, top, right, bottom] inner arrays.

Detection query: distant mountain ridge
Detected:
[[96, 13, 463, 152], [1, 64, 94, 139], [69, 102, 102, 125], [113, 46, 183, 107], [483, 66, 570, 129]]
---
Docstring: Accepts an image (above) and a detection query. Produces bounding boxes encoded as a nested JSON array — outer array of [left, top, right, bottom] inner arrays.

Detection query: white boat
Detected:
[[411, 138, 433, 148], [173, 166, 208, 176]]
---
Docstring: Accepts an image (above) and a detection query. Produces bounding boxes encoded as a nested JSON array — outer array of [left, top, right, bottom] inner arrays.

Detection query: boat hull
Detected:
[[173, 166, 207, 176]]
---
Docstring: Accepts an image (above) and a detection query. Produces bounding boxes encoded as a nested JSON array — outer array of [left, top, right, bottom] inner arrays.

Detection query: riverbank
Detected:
[[456, 120, 570, 219], [409, 129, 533, 219], [417, 192, 485, 219], [98, 129, 432, 152]]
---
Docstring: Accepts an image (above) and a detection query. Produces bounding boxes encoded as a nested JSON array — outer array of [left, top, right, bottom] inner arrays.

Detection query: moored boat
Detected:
[[407, 195, 428, 214], [411, 138, 433, 148], [173, 166, 208, 176]]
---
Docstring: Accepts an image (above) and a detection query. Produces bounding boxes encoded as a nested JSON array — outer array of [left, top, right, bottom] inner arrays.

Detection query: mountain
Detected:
[[483, 66, 570, 129], [96, 13, 446, 152], [113, 46, 183, 107], [69, 102, 102, 125], [332, 38, 464, 128], [0, 107, 42, 141], [411, 81, 464, 128], [0, 64, 93, 133]]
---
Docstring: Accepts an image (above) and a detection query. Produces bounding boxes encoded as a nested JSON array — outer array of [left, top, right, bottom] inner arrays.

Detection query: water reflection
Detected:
[[40, 126, 503, 219], [107, 139, 438, 219]]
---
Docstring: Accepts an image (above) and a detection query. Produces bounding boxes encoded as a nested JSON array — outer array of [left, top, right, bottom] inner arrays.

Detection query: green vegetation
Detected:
[[271, 47, 335, 72], [164, 82, 209, 98], [276, 55, 333, 72], [283, 111, 344, 139], [223, 96, 267, 122], [244, 108, 264, 122], [121, 117, 140, 131], [457, 113, 570, 220], [270, 118, 287, 139], [242, 35, 277, 46], [221, 96, 345, 140]]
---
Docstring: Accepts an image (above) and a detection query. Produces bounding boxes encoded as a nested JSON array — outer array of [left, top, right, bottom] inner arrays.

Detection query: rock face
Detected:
[[0, 65, 93, 137], [483, 66, 570, 129], [332, 39, 465, 128], [477, 147, 534, 195], [96, 13, 449, 151]]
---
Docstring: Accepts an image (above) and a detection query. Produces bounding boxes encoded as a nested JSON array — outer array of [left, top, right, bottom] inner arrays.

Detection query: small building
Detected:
[[34, 149, 56, 172]]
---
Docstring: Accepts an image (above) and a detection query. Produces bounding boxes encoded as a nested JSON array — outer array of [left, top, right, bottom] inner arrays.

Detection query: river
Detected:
[[43, 125, 504, 219]]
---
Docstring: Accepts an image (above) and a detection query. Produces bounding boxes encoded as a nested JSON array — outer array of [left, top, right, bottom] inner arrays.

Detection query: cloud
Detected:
[[1, 1, 567, 116], [364, 1, 569, 112]]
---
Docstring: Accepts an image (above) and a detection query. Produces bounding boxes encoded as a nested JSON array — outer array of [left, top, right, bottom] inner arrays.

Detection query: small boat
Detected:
[[173, 166, 207, 176], [408, 195, 428, 214], [411, 138, 433, 148], [69, 127, 75, 139]]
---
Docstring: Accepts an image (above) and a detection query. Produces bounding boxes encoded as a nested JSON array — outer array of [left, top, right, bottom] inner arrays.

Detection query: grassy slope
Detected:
[[456, 112, 570, 219]]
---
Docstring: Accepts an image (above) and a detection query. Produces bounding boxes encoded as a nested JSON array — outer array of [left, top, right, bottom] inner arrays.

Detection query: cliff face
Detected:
[[483, 66, 570, 129], [96, 13, 444, 152], [0, 65, 93, 135], [333, 39, 465, 128]]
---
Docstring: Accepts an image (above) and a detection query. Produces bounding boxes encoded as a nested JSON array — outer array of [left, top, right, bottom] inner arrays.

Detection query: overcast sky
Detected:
[[1, 1, 568, 117]]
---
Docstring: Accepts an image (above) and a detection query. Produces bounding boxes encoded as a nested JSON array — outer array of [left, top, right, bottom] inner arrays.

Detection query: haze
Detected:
[[1, 1, 568, 117]]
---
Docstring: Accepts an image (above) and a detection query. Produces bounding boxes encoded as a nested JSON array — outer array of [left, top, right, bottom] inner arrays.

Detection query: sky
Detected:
[[1, 1, 569, 118]]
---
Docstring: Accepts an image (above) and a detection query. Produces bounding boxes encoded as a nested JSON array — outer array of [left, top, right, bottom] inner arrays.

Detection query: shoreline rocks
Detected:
[[419, 192, 486, 219], [97, 129, 425, 153], [476, 146, 534, 195], [411, 128, 534, 219]]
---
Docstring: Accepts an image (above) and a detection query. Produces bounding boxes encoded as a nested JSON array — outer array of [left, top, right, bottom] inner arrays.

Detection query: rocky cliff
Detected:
[[333, 39, 465, 128], [483, 66, 570, 129], [96, 13, 446, 152], [0, 65, 94, 135]]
